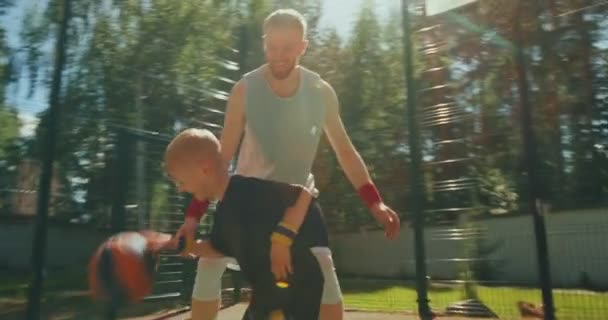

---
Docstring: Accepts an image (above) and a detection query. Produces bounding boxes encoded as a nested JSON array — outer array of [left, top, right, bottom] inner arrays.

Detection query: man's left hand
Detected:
[[370, 202, 400, 240]]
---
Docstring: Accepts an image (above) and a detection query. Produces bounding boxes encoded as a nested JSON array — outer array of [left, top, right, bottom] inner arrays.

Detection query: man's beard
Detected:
[[268, 62, 296, 80]]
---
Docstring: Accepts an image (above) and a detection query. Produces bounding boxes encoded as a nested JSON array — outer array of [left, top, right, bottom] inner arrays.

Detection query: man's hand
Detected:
[[270, 242, 292, 281], [270, 203, 301, 282], [370, 202, 400, 240]]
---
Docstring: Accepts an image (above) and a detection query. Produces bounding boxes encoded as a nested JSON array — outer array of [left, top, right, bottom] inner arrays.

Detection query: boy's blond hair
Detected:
[[164, 128, 219, 167], [263, 9, 307, 39]]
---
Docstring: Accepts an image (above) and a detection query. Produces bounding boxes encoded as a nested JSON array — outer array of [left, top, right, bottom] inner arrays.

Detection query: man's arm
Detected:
[[219, 79, 246, 164], [275, 176, 316, 231], [270, 181, 316, 281], [321, 80, 401, 239], [322, 81, 372, 189]]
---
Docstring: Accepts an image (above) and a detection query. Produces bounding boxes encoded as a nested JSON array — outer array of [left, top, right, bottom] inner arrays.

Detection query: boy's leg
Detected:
[[241, 248, 323, 320], [236, 232, 324, 319], [191, 256, 236, 320], [288, 249, 324, 320], [311, 247, 344, 320]]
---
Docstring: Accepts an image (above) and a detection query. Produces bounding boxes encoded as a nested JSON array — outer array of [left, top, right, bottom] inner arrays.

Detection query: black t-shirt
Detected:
[[208, 175, 327, 319], [210, 175, 329, 257]]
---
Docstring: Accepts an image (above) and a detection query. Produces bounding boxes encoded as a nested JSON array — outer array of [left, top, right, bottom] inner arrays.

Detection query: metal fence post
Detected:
[[25, 0, 71, 318], [513, 2, 555, 319], [401, 1, 433, 319], [110, 128, 131, 233]]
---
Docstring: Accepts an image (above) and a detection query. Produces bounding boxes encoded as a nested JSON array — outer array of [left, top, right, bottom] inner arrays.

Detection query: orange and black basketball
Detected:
[[88, 231, 169, 305]]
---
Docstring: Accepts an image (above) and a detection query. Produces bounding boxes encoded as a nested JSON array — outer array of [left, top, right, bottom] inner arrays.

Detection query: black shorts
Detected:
[[209, 175, 329, 319]]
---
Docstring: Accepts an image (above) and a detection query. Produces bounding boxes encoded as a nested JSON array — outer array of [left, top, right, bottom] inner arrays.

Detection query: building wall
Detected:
[[10, 159, 62, 216], [0, 219, 109, 271], [331, 208, 608, 288]]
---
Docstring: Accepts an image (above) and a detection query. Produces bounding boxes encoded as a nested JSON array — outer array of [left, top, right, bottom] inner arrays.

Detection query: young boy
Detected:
[[164, 128, 328, 319]]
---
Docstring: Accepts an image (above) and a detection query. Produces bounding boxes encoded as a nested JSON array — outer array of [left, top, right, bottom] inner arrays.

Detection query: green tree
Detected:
[[19, 0, 240, 222], [312, 2, 409, 231], [473, 0, 608, 211], [0, 1, 22, 213]]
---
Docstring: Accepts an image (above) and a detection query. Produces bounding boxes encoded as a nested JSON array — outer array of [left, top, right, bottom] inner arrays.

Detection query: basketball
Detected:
[[88, 231, 166, 304]]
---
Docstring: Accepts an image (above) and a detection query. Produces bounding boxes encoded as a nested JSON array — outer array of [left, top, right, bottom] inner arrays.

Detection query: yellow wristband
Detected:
[[271, 233, 293, 247]]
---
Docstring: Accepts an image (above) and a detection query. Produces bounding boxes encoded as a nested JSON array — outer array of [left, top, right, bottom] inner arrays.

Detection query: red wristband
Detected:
[[185, 198, 210, 220], [358, 183, 382, 209]]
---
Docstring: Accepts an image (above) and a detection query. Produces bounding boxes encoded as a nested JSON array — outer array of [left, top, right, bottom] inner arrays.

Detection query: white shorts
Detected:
[[191, 247, 343, 304]]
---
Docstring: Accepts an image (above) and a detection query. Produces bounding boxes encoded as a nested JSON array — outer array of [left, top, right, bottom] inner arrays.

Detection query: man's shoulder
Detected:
[[300, 65, 320, 78], [241, 66, 265, 81], [300, 66, 323, 84], [300, 66, 333, 94], [232, 66, 266, 97]]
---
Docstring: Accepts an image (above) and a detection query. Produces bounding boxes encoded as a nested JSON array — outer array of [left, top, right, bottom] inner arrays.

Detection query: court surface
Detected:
[[125, 303, 476, 320]]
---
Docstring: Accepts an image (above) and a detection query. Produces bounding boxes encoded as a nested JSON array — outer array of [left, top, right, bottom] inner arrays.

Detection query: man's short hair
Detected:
[[263, 9, 307, 39]]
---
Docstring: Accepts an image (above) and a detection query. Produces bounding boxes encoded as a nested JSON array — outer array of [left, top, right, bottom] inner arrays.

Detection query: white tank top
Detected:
[[235, 66, 327, 186]]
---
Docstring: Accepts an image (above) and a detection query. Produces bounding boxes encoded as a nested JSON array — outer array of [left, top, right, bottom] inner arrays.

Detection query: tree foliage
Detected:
[[2, 0, 606, 228], [0, 2, 22, 214]]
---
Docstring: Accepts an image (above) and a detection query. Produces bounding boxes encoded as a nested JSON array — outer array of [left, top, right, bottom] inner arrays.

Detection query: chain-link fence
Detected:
[[328, 1, 608, 319]]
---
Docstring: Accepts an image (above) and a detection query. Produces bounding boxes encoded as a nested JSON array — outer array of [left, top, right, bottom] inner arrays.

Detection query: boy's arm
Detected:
[[194, 209, 235, 259], [321, 80, 400, 239], [179, 80, 246, 236]]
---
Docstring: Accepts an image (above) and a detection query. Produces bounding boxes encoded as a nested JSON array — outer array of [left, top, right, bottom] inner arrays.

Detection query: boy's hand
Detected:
[[174, 216, 199, 244], [270, 242, 292, 281], [370, 202, 401, 240]]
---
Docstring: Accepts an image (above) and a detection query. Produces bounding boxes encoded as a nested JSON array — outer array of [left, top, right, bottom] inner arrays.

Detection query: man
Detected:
[[165, 128, 328, 319], [178, 8, 401, 320]]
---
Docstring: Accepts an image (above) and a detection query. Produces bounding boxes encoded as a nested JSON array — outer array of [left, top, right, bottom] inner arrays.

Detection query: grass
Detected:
[[0, 267, 88, 295], [0, 267, 188, 320], [341, 278, 608, 319], [0, 292, 188, 320], [3, 269, 607, 319]]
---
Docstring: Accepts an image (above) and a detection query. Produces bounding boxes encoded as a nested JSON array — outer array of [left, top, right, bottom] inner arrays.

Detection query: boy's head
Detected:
[[164, 128, 223, 200]]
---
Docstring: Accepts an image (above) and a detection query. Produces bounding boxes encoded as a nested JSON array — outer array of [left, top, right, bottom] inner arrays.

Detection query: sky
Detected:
[[4, 0, 49, 136], [318, 0, 395, 38]]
